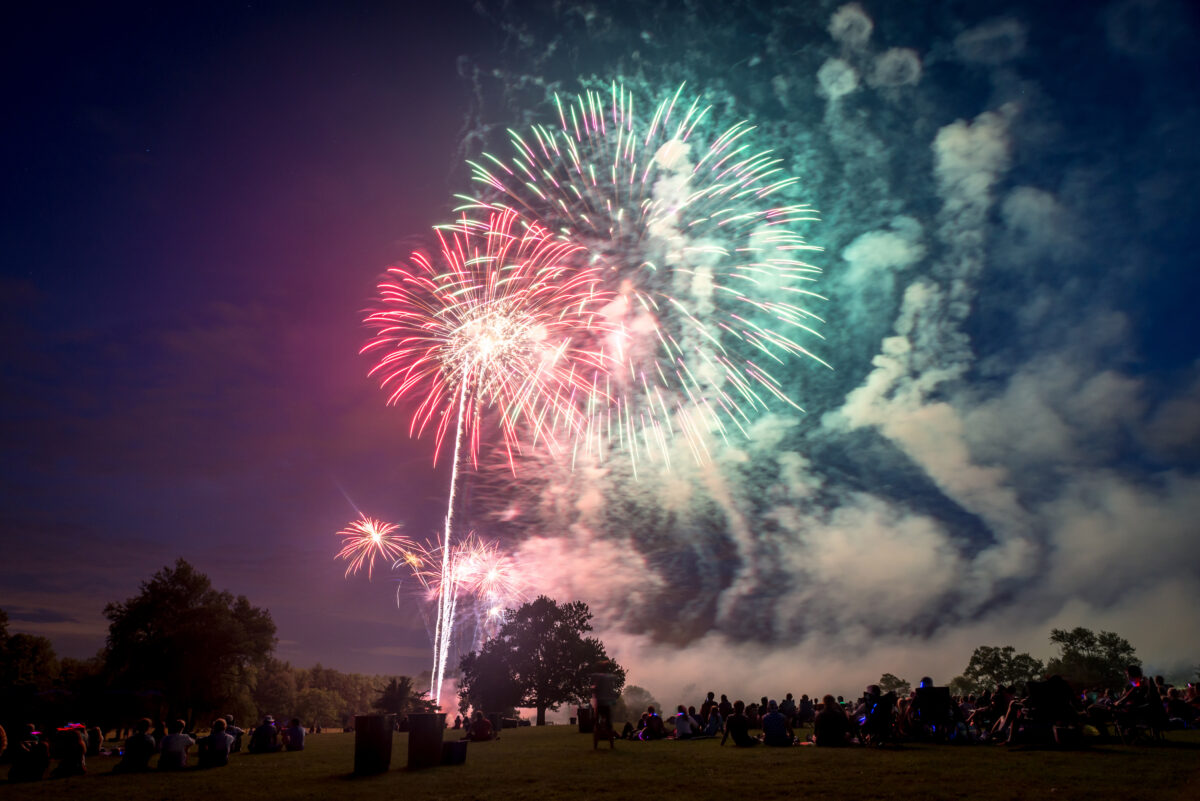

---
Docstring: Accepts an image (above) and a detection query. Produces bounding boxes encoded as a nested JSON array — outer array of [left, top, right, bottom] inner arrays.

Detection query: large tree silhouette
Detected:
[[104, 558, 275, 721], [458, 596, 624, 725]]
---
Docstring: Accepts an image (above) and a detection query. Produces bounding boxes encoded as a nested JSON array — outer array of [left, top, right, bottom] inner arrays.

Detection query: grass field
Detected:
[[5, 726, 1198, 801]]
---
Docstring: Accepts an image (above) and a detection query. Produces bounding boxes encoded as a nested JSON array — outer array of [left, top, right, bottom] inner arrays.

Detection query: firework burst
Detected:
[[393, 533, 528, 657], [362, 207, 613, 469], [335, 515, 413, 580], [461, 82, 828, 470], [362, 207, 609, 704]]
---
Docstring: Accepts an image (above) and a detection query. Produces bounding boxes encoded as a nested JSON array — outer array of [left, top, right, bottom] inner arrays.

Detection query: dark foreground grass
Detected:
[[5, 728, 1198, 801]]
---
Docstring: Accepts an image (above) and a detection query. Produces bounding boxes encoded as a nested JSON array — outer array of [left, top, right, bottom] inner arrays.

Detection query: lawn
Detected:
[[5, 726, 1198, 801]]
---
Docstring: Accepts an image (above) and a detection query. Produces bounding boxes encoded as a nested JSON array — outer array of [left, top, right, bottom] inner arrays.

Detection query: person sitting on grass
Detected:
[[49, 727, 87, 778], [721, 700, 758, 747], [113, 718, 157, 773], [671, 705, 699, 739], [761, 700, 795, 746], [635, 707, 666, 741], [157, 719, 195, 770], [813, 695, 852, 746], [464, 711, 496, 742], [248, 716, 281, 753], [198, 718, 234, 768], [284, 718, 306, 751], [223, 715, 245, 752], [8, 725, 50, 782]]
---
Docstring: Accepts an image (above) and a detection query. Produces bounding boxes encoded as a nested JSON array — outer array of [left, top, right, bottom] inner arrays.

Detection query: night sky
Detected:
[[3, 0, 1198, 707]]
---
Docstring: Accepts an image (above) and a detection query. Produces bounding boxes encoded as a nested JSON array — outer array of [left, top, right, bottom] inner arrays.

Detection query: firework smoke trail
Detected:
[[363, 209, 611, 704], [462, 82, 828, 473]]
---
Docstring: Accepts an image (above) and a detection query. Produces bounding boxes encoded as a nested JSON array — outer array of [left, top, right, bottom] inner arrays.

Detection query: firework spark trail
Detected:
[[392, 532, 527, 664], [363, 208, 610, 704], [460, 82, 829, 470]]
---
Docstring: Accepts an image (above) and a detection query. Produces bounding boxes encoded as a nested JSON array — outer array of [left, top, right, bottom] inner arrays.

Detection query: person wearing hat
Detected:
[[248, 716, 281, 753]]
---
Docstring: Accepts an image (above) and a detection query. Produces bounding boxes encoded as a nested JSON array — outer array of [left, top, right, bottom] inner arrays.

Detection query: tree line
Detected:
[[0, 559, 430, 734], [877, 627, 1197, 699]]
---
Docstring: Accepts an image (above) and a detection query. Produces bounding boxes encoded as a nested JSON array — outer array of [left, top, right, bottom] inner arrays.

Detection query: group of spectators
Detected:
[[4, 713, 310, 782], [625, 667, 1199, 748]]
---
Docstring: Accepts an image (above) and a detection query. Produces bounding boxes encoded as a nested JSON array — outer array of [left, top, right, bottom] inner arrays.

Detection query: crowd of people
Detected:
[[5, 666, 1196, 780], [4, 713, 311, 782], [619, 667, 1199, 748]]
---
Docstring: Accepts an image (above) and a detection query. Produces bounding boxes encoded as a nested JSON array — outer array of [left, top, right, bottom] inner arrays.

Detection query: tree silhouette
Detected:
[[103, 558, 275, 721], [458, 596, 624, 725], [950, 645, 1045, 696], [1045, 627, 1138, 689]]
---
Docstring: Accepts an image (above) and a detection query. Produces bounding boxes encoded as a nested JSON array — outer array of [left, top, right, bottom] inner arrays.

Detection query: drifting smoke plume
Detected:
[[454, 0, 1200, 703]]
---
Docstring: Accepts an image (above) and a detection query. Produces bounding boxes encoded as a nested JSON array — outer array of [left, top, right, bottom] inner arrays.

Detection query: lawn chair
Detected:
[[1115, 692, 1170, 745], [912, 687, 956, 743]]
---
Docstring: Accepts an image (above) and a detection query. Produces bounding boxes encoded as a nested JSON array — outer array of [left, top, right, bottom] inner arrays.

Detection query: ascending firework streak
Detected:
[[460, 82, 829, 473], [362, 209, 611, 704]]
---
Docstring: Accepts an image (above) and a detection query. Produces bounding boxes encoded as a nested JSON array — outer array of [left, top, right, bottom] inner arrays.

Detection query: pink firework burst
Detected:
[[336, 515, 413, 580], [362, 208, 614, 469]]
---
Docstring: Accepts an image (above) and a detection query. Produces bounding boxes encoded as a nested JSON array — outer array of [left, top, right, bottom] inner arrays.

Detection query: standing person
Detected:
[[779, 693, 797, 724], [198, 719, 235, 768], [699, 692, 717, 725], [284, 718, 306, 751], [157, 719, 195, 770], [718, 694, 733, 720], [113, 718, 157, 773]]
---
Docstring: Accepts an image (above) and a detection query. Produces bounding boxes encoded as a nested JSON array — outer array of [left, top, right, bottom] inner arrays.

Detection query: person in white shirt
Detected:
[[157, 720, 195, 770]]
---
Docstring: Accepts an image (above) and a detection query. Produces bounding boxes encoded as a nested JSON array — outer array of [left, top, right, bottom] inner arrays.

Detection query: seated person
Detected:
[[85, 725, 103, 757], [248, 716, 281, 753], [1165, 688, 1198, 726], [197, 718, 234, 768], [464, 711, 495, 742], [8, 725, 51, 782], [813, 695, 852, 746], [703, 709, 723, 737], [157, 719, 195, 770], [113, 718, 157, 773], [49, 727, 87, 778], [671, 705, 698, 739], [760, 700, 794, 746], [637, 707, 666, 741], [284, 718, 306, 751], [721, 700, 758, 747], [224, 716, 245, 752], [1114, 664, 1166, 733]]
